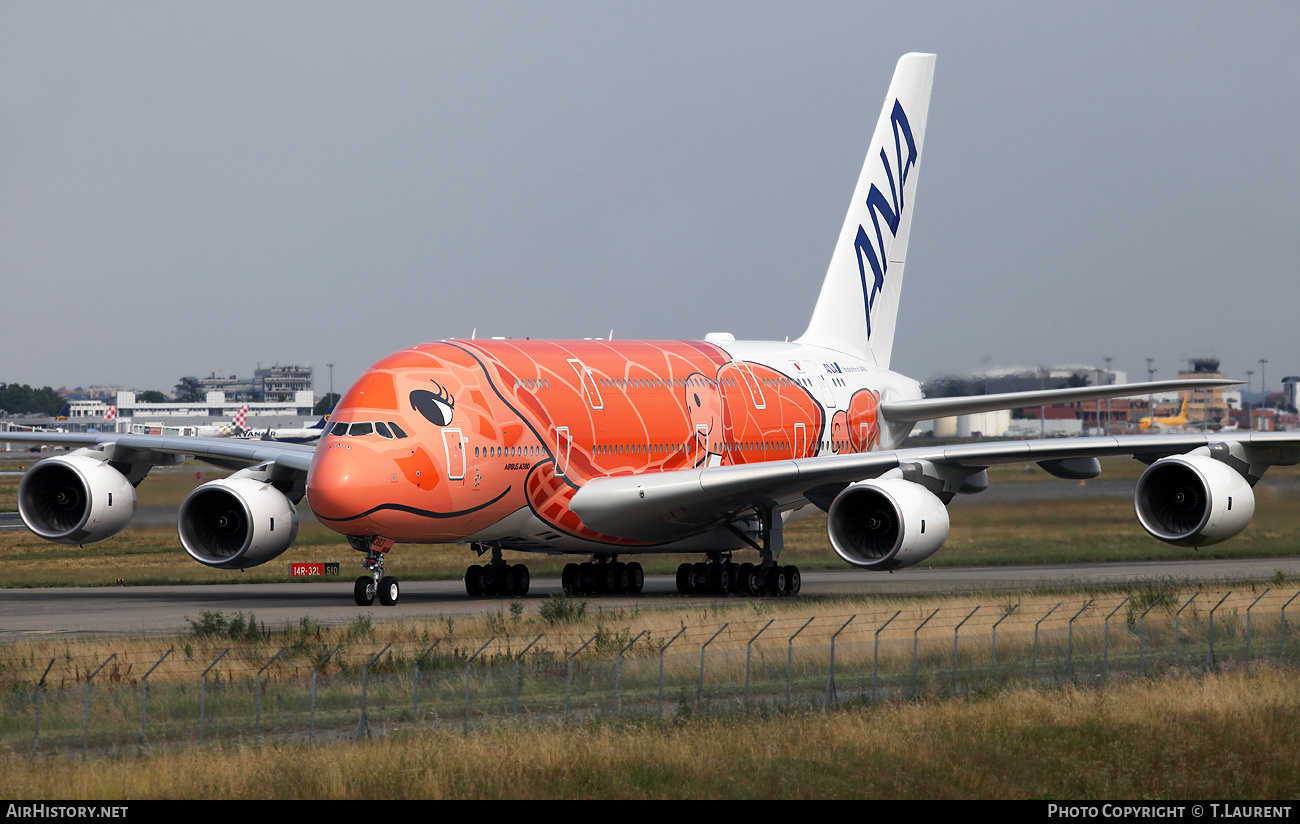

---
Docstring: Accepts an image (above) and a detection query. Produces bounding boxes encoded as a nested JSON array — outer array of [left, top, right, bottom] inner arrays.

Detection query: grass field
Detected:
[[2, 667, 1297, 798], [1, 456, 1299, 588]]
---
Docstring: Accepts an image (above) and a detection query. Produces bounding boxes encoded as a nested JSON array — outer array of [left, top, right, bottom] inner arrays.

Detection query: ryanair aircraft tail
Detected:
[[797, 53, 935, 369]]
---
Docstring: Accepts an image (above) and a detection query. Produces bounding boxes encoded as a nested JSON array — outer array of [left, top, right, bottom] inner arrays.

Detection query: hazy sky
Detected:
[[3, 2, 1297, 398]]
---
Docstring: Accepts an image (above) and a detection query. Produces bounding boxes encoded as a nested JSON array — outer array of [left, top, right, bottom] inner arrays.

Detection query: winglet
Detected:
[[797, 53, 936, 368]]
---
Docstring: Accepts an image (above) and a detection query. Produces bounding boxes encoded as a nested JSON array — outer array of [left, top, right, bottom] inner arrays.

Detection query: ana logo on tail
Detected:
[[854, 100, 918, 337]]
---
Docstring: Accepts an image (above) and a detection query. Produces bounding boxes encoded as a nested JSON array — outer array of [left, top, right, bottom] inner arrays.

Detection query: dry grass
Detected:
[[2, 668, 1297, 798], [2, 580, 1293, 687]]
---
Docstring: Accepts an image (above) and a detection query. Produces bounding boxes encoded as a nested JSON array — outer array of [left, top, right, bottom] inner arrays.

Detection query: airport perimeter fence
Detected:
[[2, 586, 1300, 759]]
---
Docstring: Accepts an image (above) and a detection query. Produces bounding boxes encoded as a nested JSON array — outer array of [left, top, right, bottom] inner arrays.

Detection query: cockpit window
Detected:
[[375, 421, 393, 439], [331, 422, 349, 436], [349, 422, 374, 437], [388, 422, 408, 439]]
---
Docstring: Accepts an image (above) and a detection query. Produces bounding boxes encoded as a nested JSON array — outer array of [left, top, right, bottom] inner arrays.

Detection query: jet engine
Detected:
[[178, 478, 299, 569], [1134, 454, 1254, 547], [826, 478, 950, 570], [17, 453, 136, 544]]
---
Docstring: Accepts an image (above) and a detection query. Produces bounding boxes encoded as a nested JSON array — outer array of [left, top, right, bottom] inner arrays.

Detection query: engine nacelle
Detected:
[[17, 454, 136, 544], [1134, 454, 1254, 547], [826, 478, 950, 570], [178, 478, 299, 569]]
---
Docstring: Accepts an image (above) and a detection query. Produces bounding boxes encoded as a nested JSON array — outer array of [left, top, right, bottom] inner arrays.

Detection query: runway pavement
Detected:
[[2, 555, 1298, 639]]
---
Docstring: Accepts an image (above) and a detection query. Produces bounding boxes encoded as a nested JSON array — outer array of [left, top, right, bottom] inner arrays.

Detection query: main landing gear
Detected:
[[464, 544, 531, 597], [674, 556, 802, 597], [674, 505, 801, 596], [350, 535, 401, 607], [561, 556, 645, 595]]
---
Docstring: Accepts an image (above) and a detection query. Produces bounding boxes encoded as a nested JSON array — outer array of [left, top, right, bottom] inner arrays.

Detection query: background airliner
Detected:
[[5, 54, 1294, 608], [1138, 394, 1191, 431]]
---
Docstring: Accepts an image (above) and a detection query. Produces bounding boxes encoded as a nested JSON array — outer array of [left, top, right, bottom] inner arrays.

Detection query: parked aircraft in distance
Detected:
[[238, 416, 330, 445], [1138, 394, 1191, 431], [4, 54, 1293, 608], [192, 405, 251, 438]]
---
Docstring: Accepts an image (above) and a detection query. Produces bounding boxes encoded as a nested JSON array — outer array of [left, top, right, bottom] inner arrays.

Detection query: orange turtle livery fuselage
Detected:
[[305, 338, 917, 555]]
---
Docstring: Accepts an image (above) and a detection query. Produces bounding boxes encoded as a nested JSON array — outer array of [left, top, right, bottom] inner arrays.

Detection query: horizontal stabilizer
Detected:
[[880, 379, 1240, 424]]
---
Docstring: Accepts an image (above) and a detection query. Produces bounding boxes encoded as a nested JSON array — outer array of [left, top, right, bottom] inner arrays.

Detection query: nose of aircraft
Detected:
[[307, 441, 387, 527]]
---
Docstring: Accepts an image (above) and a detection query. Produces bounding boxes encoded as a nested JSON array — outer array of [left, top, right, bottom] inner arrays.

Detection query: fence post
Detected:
[[787, 617, 815, 708], [1032, 603, 1062, 685], [414, 640, 441, 726], [1139, 595, 1165, 676], [1245, 590, 1268, 669], [745, 620, 774, 709], [1281, 591, 1300, 663], [199, 648, 229, 744], [872, 611, 900, 702], [952, 607, 979, 693], [140, 648, 173, 749], [465, 636, 496, 733], [32, 658, 54, 754], [912, 609, 940, 698], [698, 624, 729, 706], [1067, 600, 1093, 679], [255, 646, 288, 743], [1207, 592, 1231, 668], [614, 631, 646, 718], [356, 643, 392, 741], [1176, 592, 1201, 667], [658, 627, 688, 719], [310, 644, 341, 743], [826, 615, 857, 706], [83, 653, 116, 761], [564, 633, 599, 722], [991, 605, 1018, 679], [1104, 598, 1129, 680], [513, 635, 543, 721]]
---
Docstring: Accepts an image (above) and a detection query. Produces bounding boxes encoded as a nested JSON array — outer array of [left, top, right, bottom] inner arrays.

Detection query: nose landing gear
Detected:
[[349, 535, 400, 606]]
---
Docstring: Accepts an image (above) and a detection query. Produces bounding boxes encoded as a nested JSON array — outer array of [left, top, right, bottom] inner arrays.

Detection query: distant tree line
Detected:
[[314, 393, 339, 416], [0, 383, 67, 417]]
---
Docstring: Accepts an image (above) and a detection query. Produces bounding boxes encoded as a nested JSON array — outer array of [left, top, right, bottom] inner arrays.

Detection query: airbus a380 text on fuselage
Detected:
[[7, 54, 1295, 607]]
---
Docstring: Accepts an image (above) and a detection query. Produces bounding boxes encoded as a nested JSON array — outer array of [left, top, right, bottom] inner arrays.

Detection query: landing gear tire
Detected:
[[354, 576, 376, 606], [510, 564, 531, 597], [786, 565, 801, 596], [627, 562, 644, 594], [739, 563, 760, 596], [767, 566, 788, 597], [562, 563, 579, 595], [709, 563, 730, 595], [676, 563, 692, 594], [465, 564, 484, 596], [378, 576, 400, 606]]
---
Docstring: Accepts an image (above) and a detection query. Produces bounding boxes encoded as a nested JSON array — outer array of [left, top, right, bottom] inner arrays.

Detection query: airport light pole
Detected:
[[1246, 370, 1254, 431], [1146, 359, 1156, 422], [1095, 366, 1104, 435], [1104, 356, 1112, 432], [1260, 359, 1268, 427], [327, 363, 334, 411]]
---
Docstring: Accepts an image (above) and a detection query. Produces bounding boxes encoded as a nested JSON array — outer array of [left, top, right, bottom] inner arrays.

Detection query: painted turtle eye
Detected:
[[410, 386, 454, 426]]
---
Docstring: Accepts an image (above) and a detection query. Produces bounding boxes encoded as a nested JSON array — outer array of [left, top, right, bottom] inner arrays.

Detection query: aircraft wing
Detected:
[[879, 379, 1239, 423], [569, 431, 1300, 543], [0, 431, 314, 474]]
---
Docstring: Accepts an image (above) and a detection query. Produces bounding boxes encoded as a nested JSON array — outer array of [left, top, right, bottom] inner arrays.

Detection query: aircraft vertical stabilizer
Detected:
[[797, 52, 935, 368]]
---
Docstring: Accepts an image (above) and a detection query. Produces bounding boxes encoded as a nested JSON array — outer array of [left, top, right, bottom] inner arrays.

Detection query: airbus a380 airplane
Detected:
[[6, 54, 1295, 607]]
